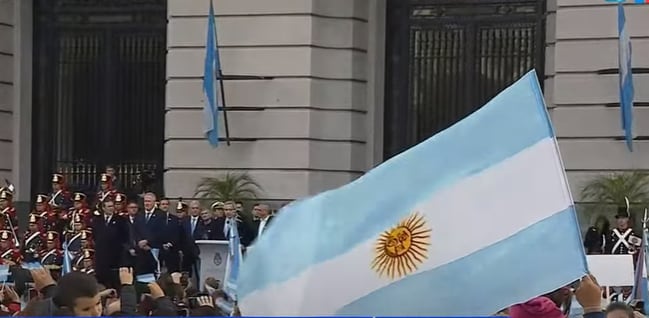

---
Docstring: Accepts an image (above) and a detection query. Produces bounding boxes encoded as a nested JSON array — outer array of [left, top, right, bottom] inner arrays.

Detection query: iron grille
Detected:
[[384, 0, 546, 159], [32, 0, 166, 198]]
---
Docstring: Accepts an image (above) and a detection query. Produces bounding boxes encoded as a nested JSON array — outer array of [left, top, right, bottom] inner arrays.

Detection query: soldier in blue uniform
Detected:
[[21, 214, 43, 263], [40, 231, 63, 279], [48, 174, 71, 211]]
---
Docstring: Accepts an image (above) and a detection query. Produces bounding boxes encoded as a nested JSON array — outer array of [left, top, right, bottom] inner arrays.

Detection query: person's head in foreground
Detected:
[[606, 302, 638, 318], [53, 272, 102, 316], [509, 274, 603, 318]]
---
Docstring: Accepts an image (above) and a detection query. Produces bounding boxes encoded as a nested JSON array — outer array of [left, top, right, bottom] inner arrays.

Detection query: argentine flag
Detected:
[[202, 0, 220, 147], [238, 71, 588, 316], [224, 221, 242, 301]]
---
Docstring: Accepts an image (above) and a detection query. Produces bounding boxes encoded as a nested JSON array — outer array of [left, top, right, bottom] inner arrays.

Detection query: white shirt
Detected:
[[258, 216, 270, 237], [190, 216, 199, 235], [145, 210, 154, 222]]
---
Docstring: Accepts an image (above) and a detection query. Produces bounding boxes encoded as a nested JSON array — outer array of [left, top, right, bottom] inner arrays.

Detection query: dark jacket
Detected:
[[151, 296, 178, 316], [118, 284, 137, 316], [27, 284, 58, 316]]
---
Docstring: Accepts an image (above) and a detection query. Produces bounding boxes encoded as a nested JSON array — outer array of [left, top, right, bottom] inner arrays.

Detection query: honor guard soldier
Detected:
[[49, 174, 71, 211], [114, 193, 128, 216], [77, 249, 95, 275], [22, 214, 44, 263], [41, 231, 63, 279], [65, 215, 89, 254], [34, 194, 57, 232], [0, 231, 21, 266], [79, 230, 93, 251], [0, 190, 17, 232], [605, 205, 641, 255], [68, 193, 92, 230], [96, 173, 116, 210]]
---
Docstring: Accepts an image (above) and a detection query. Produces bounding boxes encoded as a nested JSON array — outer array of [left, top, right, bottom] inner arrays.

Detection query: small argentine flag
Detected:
[[238, 71, 588, 316]]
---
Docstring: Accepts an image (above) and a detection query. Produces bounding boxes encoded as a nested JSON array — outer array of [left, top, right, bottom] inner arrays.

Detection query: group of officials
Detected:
[[0, 172, 276, 291]]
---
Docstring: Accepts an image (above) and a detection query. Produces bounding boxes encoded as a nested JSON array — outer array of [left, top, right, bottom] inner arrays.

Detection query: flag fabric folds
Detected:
[[202, 0, 221, 147], [225, 221, 242, 301], [238, 70, 588, 316], [62, 241, 72, 275], [618, 2, 635, 151], [630, 229, 647, 303]]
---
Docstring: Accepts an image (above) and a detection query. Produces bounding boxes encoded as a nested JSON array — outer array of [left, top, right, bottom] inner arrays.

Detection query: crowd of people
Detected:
[[0, 170, 645, 317], [0, 168, 276, 316]]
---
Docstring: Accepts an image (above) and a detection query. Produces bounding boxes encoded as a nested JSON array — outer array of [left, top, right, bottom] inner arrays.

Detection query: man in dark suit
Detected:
[[181, 200, 202, 279], [214, 201, 252, 247], [92, 198, 128, 289], [127, 193, 163, 276], [251, 203, 274, 243], [159, 201, 182, 272], [123, 200, 139, 269]]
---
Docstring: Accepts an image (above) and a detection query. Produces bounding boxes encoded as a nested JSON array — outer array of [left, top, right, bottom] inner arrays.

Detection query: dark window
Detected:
[[32, 0, 167, 196], [384, 0, 547, 159]]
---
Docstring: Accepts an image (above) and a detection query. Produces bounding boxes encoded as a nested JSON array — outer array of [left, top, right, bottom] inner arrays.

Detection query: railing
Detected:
[[55, 161, 160, 195]]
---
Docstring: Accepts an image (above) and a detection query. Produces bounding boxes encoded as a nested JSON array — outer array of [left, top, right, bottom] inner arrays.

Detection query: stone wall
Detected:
[[165, 0, 378, 202]]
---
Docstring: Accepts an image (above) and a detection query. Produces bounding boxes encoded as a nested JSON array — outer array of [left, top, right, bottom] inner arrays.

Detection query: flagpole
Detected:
[[218, 69, 231, 146]]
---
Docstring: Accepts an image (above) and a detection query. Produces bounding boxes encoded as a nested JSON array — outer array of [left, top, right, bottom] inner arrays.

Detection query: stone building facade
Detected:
[[0, 0, 648, 208]]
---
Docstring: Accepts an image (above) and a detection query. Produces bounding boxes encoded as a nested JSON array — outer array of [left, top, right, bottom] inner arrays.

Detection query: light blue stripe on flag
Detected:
[[203, 0, 221, 147], [225, 221, 242, 301], [630, 228, 646, 303], [239, 70, 587, 316], [618, 3, 635, 151], [62, 242, 72, 275]]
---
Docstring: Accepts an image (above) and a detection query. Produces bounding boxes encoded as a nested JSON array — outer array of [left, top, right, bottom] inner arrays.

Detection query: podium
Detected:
[[196, 240, 233, 289]]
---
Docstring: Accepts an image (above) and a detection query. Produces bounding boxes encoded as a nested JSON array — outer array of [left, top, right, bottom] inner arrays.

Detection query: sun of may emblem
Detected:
[[371, 212, 432, 279]]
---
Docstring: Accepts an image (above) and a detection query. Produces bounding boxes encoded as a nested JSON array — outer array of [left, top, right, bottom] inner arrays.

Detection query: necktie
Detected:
[[146, 212, 151, 222], [191, 218, 197, 234], [105, 215, 109, 224]]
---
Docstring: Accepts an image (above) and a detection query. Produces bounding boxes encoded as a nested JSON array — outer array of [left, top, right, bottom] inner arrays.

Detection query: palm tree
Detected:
[[194, 172, 262, 202], [580, 171, 649, 206]]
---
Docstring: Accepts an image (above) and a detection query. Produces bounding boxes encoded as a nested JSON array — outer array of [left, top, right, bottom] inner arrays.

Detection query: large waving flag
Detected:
[[617, 2, 635, 151], [238, 71, 587, 316], [203, 0, 221, 147]]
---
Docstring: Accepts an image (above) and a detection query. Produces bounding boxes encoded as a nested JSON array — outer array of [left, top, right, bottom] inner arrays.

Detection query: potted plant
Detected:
[[194, 172, 263, 223], [579, 171, 649, 230]]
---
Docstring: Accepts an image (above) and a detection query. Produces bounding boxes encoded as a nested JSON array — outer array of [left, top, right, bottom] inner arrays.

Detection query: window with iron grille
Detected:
[[384, 0, 547, 159]]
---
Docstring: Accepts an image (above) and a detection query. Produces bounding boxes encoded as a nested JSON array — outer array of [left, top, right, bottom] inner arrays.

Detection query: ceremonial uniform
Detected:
[[67, 193, 93, 231], [78, 249, 95, 275], [604, 207, 641, 255], [66, 227, 91, 256], [22, 215, 43, 263], [0, 231, 21, 266], [115, 193, 128, 217], [0, 190, 18, 232], [95, 173, 117, 211], [48, 174, 72, 211], [40, 231, 63, 276], [33, 194, 58, 233]]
